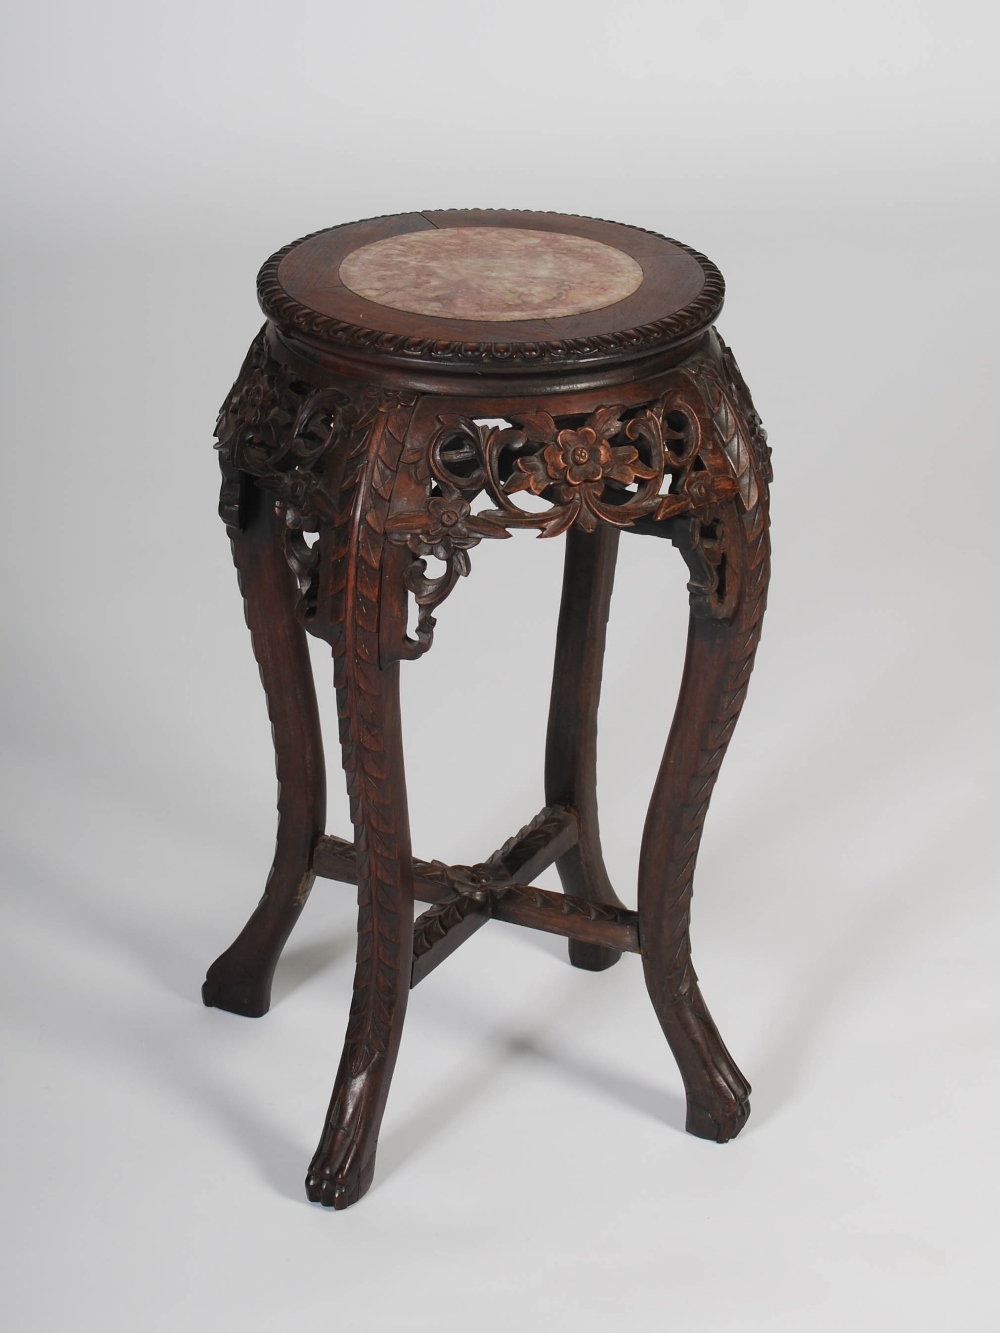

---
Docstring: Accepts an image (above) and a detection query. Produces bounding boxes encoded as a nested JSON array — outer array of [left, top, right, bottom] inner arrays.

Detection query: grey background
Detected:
[[2, 1, 998, 1329]]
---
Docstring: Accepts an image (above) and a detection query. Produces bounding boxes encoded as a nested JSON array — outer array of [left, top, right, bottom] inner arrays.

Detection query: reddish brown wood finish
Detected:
[[263, 210, 722, 376], [545, 525, 627, 971], [202, 470, 325, 1018], [639, 380, 771, 1141], [312, 808, 641, 956], [305, 390, 417, 1208], [204, 212, 772, 1208]]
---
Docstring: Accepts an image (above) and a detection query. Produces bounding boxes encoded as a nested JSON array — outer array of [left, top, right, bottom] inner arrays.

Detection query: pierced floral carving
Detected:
[[506, 406, 660, 529], [384, 390, 741, 651], [391, 395, 739, 544], [395, 495, 503, 567], [216, 328, 767, 660], [215, 328, 351, 522], [215, 328, 353, 619]]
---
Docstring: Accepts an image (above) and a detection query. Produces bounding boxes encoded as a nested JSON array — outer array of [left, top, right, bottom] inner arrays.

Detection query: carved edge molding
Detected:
[[256, 212, 725, 365]]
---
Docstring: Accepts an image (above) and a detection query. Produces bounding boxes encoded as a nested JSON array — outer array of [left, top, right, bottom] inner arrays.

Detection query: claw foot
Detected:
[[660, 985, 751, 1144], [305, 1154, 376, 1210], [305, 1066, 385, 1210]]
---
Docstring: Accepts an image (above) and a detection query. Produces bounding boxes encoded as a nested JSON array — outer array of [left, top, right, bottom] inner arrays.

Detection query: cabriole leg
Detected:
[[639, 345, 770, 1141], [545, 524, 628, 971], [305, 389, 416, 1209], [202, 476, 326, 1019]]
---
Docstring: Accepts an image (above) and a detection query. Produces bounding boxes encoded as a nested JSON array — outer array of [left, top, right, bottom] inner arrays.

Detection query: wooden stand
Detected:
[[202, 211, 772, 1208]]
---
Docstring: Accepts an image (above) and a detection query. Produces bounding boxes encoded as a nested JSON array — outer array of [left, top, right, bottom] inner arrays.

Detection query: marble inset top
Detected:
[[337, 226, 645, 322]]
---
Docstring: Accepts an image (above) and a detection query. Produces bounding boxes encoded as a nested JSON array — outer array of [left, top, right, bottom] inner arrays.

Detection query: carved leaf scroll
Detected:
[[384, 390, 742, 651], [215, 327, 352, 620]]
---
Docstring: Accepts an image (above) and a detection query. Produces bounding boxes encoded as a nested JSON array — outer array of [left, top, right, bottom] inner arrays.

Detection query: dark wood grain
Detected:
[[265, 210, 721, 373], [483, 805, 579, 885], [205, 214, 771, 1208], [410, 891, 492, 988], [545, 524, 627, 971], [302, 388, 419, 1210], [638, 333, 771, 1143], [491, 884, 640, 952], [202, 461, 325, 1018], [312, 822, 640, 955]]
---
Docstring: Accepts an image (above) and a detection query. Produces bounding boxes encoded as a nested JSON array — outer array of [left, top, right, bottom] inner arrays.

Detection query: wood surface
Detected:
[[202, 444, 326, 1019], [204, 213, 772, 1207], [313, 806, 641, 959], [545, 525, 628, 971]]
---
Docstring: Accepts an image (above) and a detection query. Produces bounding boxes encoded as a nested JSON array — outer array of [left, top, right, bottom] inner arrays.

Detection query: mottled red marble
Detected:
[[338, 226, 645, 322]]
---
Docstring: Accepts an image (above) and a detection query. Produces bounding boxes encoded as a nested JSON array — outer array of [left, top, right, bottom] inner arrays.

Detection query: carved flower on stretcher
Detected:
[[506, 406, 658, 532]]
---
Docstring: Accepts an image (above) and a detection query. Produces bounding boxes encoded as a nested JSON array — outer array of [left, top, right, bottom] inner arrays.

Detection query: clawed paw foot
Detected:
[[305, 1066, 384, 1209], [305, 1115, 376, 1210], [656, 984, 752, 1144], [682, 1018, 751, 1142], [305, 1155, 376, 1210]]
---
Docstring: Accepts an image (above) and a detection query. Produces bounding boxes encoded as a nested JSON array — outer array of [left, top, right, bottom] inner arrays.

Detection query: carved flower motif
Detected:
[[265, 465, 318, 515], [509, 413, 658, 503], [223, 364, 302, 472], [547, 427, 609, 485], [235, 369, 274, 427], [416, 496, 473, 557], [427, 495, 470, 531], [683, 471, 717, 508], [386, 490, 510, 566]]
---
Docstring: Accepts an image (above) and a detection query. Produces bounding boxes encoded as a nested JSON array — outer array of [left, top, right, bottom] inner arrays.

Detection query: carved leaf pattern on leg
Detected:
[[328, 387, 418, 1076], [213, 320, 772, 1191], [660, 341, 771, 994], [638, 330, 771, 1141]]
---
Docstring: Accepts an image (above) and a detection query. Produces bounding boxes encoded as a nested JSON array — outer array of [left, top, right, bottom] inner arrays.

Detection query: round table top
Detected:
[[258, 210, 724, 372]]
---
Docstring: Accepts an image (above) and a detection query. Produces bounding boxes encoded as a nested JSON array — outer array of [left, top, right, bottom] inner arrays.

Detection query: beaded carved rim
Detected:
[[256, 211, 725, 366]]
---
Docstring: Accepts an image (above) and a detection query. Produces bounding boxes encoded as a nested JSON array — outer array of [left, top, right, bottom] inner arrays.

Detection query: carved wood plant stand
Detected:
[[203, 212, 772, 1209]]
